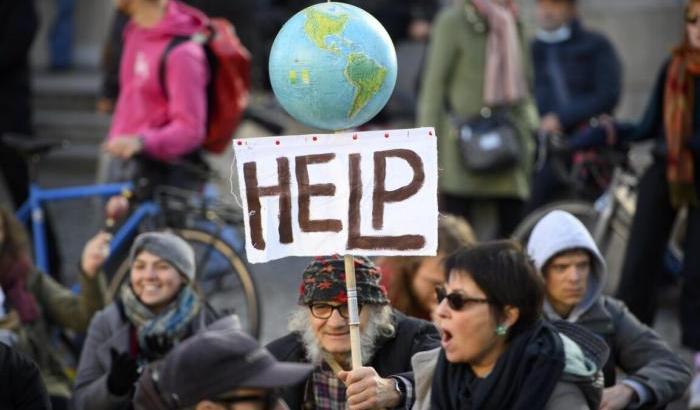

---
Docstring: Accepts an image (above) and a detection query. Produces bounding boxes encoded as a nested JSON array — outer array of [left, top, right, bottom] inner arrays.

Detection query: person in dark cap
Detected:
[[266, 255, 440, 409], [134, 315, 311, 410], [72, 231, 223, 410]]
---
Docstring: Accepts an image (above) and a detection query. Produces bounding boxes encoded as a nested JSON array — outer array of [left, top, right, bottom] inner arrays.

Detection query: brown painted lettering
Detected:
[[243, 158, 293, 250], [347, 153, 425, 250], [372, 149, 425, 230], [296, 153, 342, 233]]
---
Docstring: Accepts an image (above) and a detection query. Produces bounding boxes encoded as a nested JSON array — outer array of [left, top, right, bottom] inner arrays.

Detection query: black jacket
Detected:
[[0, 0, 37, 135], [618, 59, 700, 160], [0, 343, 51, 410], [266, 310, 440, 409], [532, 19, 621, 132]]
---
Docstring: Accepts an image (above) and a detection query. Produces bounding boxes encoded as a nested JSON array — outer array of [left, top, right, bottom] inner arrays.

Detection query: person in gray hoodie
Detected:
[[527, 210, 691, 410]]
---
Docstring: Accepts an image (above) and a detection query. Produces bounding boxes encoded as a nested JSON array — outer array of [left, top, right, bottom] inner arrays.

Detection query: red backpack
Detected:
[[160, 18, 251, 154]]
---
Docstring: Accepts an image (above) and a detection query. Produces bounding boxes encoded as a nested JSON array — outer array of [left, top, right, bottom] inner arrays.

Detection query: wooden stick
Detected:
[[344, 254, 363, 369]]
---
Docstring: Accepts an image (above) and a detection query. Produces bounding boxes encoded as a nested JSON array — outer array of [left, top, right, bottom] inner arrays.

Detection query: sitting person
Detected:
[[412, 241, 608, 410], [527, 210, 691, 409], [266, 255, 440, 409], [72, 231, 221, 409], [379, 214, 476, 322], [133, 315, 312, 410], [0, 206, 109, 410]]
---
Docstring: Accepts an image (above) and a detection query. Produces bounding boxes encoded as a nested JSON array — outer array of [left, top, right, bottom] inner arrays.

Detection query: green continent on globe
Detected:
[[303, 9, 349, 54], [344, 53, 387, 118]]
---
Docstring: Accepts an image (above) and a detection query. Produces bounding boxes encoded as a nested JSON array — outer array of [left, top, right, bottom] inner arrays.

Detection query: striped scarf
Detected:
[[664, 42, 700, 208], [120, 283, 201, 360], [471, 0, 527, 106]]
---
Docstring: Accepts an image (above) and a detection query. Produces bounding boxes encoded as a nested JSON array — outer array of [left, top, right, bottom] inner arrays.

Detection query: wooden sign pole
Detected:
[[344, 254, 363, 369]]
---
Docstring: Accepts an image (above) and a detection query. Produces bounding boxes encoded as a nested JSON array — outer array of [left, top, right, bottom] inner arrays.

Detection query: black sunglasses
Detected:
[[309, 303, 363, 319], [435, 286, 489, 311], [687, 15, 699, 24]]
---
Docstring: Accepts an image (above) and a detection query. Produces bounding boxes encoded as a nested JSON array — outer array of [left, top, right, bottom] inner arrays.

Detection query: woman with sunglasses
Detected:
[[612, 2, 700, 407], [72, 232, 222, 410], [411, 241, 609, 410]]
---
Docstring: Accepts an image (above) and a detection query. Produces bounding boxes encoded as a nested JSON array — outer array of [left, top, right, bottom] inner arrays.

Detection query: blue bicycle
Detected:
[[4, 134, 261, 339]]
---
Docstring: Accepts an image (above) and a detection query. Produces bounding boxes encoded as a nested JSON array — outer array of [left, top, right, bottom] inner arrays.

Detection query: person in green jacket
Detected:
[[417, 0, 538, 240], [0, 206, 109, 410]]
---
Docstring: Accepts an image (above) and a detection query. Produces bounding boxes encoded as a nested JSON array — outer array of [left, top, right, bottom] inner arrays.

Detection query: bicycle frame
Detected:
[[15, 180, 160, 275]]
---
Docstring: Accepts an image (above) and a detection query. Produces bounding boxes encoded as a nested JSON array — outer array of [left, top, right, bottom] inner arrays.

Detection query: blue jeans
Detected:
[[49, 0, 74, 69]]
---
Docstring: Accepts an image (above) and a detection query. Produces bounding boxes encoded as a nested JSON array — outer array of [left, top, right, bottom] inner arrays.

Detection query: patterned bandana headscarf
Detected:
[[664, 6, 700, 208], [298, 255, 388, 305]]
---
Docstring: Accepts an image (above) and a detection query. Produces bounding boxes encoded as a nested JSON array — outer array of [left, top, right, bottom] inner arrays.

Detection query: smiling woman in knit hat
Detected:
[[72, 231, 223, 410], [266, 255, 440, 410]]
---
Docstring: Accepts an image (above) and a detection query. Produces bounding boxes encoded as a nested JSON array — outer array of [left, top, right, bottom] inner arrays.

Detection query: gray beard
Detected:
[[287, 305, 395, 367]]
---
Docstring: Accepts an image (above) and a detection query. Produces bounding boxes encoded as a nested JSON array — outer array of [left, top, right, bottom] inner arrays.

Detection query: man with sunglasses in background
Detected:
[[527, 210, 690, 410], [266, 255, 440, 409], [133, 315, 313, 410]]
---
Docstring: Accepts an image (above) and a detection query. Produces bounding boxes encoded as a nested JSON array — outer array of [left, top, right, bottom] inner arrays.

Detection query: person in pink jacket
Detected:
[[104, 0, 209, 190]]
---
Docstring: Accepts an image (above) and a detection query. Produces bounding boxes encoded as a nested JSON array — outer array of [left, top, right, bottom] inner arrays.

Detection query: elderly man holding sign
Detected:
[[245, 2, 441, 409], [266, 255, 439, 409]]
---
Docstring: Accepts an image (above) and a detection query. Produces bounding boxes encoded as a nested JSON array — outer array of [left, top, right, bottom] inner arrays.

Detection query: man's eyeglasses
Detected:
[[309, 303, 363, 319], [435, 286, 489, 311]]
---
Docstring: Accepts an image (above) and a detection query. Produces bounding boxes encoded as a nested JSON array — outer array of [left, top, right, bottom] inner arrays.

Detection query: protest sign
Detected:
[[233, 128, 438, 263]]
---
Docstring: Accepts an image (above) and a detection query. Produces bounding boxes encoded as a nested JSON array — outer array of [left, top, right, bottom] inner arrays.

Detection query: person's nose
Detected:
[[143, 265, 158, 280], [566, 266, 582, 283], [436, 297, 450, 319], [326, 307, 347, 327]]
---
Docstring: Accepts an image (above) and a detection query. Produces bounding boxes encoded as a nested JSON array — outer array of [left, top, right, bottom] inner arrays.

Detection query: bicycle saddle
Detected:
[[1, 133, 66, 157]]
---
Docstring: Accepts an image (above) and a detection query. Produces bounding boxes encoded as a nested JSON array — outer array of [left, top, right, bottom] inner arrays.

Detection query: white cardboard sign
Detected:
[[233, 127, 438, 263]]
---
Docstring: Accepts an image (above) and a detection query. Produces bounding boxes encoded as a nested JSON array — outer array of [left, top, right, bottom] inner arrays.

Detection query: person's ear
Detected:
[[503, 305, 520, 328]]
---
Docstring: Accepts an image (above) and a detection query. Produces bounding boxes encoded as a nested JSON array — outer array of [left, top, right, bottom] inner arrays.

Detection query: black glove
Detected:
[[142, 333, 174, 361], [106, 348, 139, 396]]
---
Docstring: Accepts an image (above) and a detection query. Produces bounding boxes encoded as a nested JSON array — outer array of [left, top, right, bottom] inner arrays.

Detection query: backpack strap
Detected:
[[158, 35, 190, 97]]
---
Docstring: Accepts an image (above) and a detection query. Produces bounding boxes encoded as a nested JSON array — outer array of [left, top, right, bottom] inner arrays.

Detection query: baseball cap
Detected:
[[133, 316, 312, 409]]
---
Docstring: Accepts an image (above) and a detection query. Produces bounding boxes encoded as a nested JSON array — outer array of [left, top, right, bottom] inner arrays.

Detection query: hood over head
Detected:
[[526, 210, 606, 322]]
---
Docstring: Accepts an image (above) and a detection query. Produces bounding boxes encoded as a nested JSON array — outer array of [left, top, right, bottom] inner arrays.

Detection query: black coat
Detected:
[[266, 310, 440, 409], [532, 19, 621, 132], [0, 343, 51, 410], [0, 0, 37, 135], [618, 59, 700, 160]]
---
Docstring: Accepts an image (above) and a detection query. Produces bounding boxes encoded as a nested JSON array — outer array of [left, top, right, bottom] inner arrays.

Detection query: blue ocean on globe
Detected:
[[269, 2, 397, 131]]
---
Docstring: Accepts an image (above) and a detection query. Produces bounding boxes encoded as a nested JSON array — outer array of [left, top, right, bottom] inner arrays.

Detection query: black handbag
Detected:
[[454, 107, 521, 174]]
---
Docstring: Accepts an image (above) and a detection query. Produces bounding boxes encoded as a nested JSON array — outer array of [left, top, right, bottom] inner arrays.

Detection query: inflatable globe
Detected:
[[269, 2, 397, 131]]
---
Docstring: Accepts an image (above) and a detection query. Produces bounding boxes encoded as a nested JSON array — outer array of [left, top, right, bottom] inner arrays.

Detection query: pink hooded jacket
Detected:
[[108, 1, 209, 162]]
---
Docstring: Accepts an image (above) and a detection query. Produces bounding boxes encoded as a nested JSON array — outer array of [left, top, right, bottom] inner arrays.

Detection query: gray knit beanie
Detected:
[[129, 232, 196, 282]]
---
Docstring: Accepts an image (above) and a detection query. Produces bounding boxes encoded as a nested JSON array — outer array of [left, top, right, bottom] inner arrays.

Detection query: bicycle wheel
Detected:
[[511, 200, 598, 245], [106, 228, 261, 339]]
